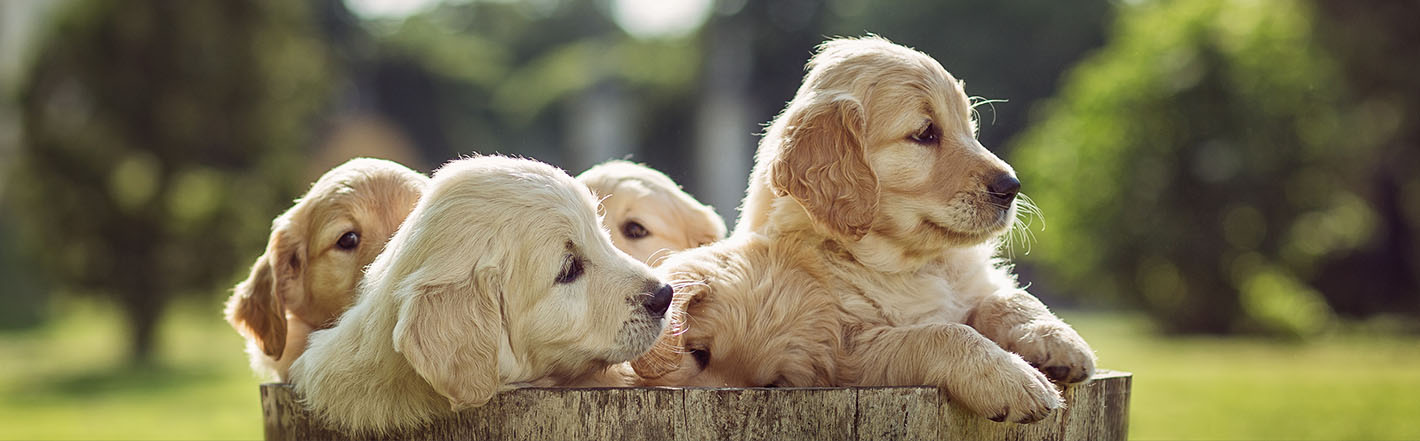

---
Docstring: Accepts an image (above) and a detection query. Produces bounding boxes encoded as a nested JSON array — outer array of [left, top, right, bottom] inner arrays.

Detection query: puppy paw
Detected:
[[1010, 320, 1096, 384], [951, 350, 1063, 424]]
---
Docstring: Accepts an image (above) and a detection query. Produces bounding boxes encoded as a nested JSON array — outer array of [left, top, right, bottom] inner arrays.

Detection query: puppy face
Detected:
[[578, 161, 726, 266], [386, 157, 671, 409], [632, 270, 841, 388], [225, 157, 426, 360], [768, 36, 1018, 252]]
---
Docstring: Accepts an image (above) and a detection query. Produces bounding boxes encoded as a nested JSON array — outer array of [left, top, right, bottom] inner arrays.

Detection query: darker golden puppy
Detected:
[[633, 37, 1095, 424], [224, 157, 427, 381]]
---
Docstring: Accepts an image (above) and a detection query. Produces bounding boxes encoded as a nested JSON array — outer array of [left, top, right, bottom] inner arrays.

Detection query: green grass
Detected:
[[0, 299, 263, 440], [1060, 311, 1420, 440], [0, 301, 1416, 440]]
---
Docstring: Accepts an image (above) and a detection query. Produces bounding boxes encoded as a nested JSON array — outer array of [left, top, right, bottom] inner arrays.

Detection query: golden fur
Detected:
[[224, 157, 427, 381], [577, 160, 726, 266], [288, 156, 671, 434], [633, 37, 1096, 424]]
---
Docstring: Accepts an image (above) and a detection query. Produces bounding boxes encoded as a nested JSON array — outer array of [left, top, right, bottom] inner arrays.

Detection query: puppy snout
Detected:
[[642, 283, 674, 318], [986, 173, 1020, 204]]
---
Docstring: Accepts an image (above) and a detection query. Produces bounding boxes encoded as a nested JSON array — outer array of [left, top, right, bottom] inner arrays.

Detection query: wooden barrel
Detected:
[[261, 370, 1131, 440]]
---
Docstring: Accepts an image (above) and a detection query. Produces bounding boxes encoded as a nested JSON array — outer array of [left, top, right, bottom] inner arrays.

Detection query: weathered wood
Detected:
[[262, 370, 1131, 441]]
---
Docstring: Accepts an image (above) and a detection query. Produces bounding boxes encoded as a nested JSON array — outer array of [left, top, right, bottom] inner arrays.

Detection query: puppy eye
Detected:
[[336, 231, 360, 250], [688, 347, 711, 368], [555, 254, 584, 284], [909, 121, 939, 145], [622, 221, 650, 240]]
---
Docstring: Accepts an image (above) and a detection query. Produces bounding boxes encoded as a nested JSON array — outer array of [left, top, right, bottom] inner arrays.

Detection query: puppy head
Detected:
[[224, 157, 426, 359], [385, 156, 671, 410], [630, 248, 842, 387], [766, 36, 1019, 251], [578, 161, 726, 266]]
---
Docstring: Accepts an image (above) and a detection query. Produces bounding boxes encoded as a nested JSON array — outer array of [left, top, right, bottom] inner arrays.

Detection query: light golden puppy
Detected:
[[224, 157, 427, 381], [633, 37, 1095, 424], [289, 156, 673, 434], [577, 160, 726, 266]]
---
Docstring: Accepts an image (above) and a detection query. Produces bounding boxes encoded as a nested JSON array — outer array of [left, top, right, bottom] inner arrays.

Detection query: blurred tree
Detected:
[[1306, 0, 1420, 320], [350, 0, 700, 172], [10, 0, 333, 362], [1010, 0, 1411, 335]]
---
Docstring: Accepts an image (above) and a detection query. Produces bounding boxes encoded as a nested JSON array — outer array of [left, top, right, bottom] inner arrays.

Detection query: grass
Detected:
[[1060, 311, 1420, 440], [0, 299, 263, 440], [0, 300, 1417, 440]]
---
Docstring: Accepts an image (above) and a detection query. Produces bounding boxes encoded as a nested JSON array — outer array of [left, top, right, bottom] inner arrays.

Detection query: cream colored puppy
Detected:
[[577, 160, 726, 266], [633, 37, 1095, 424], [289, 156, 673, 434], [224, 157, 426, 381]]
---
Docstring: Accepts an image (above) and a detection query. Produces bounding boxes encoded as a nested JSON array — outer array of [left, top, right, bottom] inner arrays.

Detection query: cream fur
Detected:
[[578, 160, 726, 266], [289, 156, 668, 434], [224, 157, 427, 381], [633, 36, 1096, 424]]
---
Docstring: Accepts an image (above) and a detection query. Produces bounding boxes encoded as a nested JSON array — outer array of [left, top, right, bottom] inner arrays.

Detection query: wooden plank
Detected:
[[854, 387, 939, 441], [260, 370, 1131, 441], [682, 387, 857, 440], [483, 387, 682, 441]]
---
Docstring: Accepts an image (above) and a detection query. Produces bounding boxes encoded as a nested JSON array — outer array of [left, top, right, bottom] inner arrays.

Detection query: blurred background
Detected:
[[0, 0, 1416, 439]]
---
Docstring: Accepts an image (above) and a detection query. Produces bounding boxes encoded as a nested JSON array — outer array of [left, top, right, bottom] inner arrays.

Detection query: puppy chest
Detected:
[[838, 276, 971, 326]]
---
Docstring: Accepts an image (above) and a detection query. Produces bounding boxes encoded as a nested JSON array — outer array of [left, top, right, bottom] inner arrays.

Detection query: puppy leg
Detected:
[[850, 323, 1062, 423], [968, 290, 1096, 384]]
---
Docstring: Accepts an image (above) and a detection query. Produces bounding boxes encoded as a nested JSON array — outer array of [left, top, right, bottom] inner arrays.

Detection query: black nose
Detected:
[[987, 174, 1021, 204], [643, 283, 673, 318]]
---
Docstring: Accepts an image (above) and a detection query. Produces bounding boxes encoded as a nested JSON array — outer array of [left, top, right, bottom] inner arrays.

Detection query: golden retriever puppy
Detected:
[[632, 37, 1095, 424], [577, 160, 726, 266], [289, 156, 674, 434], [224, 157, 427, 381]]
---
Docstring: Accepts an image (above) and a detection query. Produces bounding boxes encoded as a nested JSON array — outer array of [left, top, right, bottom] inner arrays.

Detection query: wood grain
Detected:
[[262, 370, 1131, 441]]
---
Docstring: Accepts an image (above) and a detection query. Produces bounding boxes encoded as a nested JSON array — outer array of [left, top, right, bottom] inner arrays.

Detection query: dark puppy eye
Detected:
[[689, 347, 711, 368], [622, 221, 650, 239], [910, 121, 939, 145], [555, 254, 584, 284], [336, 231, 360, 250]]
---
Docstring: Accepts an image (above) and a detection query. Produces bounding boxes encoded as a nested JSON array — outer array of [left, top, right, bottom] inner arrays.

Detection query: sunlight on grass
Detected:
[[0, 298, 263, 440], [1061, 311, 1420, 440], [0, 301, 1417, 440]]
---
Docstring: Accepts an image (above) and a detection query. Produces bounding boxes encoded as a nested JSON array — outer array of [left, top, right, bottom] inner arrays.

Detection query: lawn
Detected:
[[0, 300, 1416, 440]]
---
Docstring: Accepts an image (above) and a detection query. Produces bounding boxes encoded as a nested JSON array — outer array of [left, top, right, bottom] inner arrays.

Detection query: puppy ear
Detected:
[[224, 232, 290, 359], [770, 95, 878, 239], [630, 284, 705, 379], [393, 269, 501, 411], [268, 225, 310, 326]]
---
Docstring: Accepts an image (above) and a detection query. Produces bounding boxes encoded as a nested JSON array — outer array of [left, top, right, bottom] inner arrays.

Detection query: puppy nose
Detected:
[[643, 283, 674, 318], [987, 174, 1021, 204]]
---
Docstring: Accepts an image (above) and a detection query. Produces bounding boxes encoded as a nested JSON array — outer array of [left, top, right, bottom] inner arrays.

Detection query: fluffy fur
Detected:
[[578, 160, 726, 266], [224, 157, 427, 381], [289, 156, 672, 434], [632, 37, 1096, 424]]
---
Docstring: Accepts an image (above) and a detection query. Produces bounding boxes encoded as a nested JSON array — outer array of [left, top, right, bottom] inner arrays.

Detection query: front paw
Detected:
[[1010, 320, 1096, 384], [951, 350, 1063, 424]]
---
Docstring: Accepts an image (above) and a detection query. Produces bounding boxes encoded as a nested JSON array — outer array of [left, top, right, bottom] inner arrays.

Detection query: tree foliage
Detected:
[[10, 0, 333, 361], [1010, 0, 1417, 335]]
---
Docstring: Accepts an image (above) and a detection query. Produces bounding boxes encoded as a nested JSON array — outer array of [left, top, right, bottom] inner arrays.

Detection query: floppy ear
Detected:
[[630, 283, 705, 379], [393, 269, 501, 411], [769, 95, 878, 240], [224, 233, 289, 359], [267, 225, 311, 326]]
